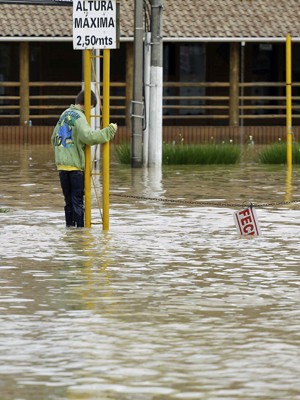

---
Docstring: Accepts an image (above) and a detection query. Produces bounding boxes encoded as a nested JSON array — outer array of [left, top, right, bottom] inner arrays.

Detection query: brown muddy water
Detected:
[[0, 144, 300, 400]]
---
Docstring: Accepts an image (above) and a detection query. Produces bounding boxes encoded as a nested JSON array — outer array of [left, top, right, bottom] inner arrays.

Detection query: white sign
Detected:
[[73, 0, 117, 50], [233, 206, 261, 237]]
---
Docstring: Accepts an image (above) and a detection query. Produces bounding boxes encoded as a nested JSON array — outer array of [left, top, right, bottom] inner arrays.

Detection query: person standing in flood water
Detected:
[[51, 90, 117, 228]]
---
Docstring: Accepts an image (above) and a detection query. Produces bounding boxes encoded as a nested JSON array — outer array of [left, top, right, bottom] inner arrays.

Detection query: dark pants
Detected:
[[59, 170, 84, 228]]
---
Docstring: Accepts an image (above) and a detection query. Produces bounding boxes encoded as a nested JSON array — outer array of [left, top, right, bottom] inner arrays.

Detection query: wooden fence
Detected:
[[1, 81, 300, 125]]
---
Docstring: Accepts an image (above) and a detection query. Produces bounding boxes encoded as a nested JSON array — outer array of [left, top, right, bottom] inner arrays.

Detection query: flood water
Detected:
[[1, 145, 300, 400]]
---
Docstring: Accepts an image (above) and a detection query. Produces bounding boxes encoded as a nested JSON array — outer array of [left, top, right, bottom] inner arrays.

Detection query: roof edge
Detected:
[[0, 0, 72, 5], [0, 36, 72, 41], [164, 36, 300, 43], [0, 36, 299, 43]]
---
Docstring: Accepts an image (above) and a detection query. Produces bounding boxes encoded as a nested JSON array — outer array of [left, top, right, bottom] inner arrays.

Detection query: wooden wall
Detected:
[[0, 125, 297, 146]]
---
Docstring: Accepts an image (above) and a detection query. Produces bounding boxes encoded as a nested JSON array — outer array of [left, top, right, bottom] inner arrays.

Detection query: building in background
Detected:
[[0, 0, 300, 143]]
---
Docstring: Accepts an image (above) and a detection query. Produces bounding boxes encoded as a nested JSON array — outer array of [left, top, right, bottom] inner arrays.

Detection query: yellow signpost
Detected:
[[83, 49, 111, 230], [84, 49, 92, 228], [73, 0, 118, 229], [102, 49, 111, 231], [286, 34, 292, 168]]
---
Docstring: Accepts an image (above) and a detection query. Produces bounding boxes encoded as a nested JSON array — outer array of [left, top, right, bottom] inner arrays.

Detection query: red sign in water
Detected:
[[233, 206, 261, 236]]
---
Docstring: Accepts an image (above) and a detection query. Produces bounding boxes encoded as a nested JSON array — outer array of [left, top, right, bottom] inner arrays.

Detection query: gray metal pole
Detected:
[[143, 31, 151, 166], [148, 0, 163, 166], [131, 0, 144, 168]]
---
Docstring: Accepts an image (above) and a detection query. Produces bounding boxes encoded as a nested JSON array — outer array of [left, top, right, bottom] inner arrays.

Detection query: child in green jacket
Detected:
[[51, 89, 117, 228]]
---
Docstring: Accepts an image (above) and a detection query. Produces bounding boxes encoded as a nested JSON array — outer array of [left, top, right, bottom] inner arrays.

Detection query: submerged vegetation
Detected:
[[114, 143, 241, 165], [114, 142, 131, 164], [163, 143, 241, 164], [113, 140, 300, 165], [256, 142, 300, 164]]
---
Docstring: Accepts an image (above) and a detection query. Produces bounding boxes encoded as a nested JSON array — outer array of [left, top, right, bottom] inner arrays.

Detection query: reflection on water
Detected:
[[1, 145, 300, 399]]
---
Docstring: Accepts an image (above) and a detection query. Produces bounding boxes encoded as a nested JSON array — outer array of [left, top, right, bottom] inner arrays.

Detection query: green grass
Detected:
[[114, 143, 241, 165], [163, 143, 241, 164], [114, 142, 300, 165], [257, 142, 300, 164], [114, 143, 131, 164]]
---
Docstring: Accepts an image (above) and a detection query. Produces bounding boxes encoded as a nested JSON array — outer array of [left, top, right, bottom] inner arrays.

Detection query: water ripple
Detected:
[[1, 146, 300, 399]]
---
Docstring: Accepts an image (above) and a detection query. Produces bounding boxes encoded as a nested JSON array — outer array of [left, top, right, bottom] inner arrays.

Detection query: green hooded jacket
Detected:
[[51, 105, 116, 170]]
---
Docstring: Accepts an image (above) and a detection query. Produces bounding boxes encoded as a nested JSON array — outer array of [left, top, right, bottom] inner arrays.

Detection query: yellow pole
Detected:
[[102, 49, 110, 230], [84, 49, 92, 228], [285, 164, 293, 203], [286, 34, 292, 167]]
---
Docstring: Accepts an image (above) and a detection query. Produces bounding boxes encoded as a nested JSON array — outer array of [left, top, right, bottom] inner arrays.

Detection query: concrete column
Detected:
[[148, 0, 164, 166]]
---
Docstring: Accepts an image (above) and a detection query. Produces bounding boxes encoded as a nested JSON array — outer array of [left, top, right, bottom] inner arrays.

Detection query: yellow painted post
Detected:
[[286, 34, 293, 167], [102, 49, 110, 230], [285, 164, 293, 203], [84, 49, 92, 228]]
